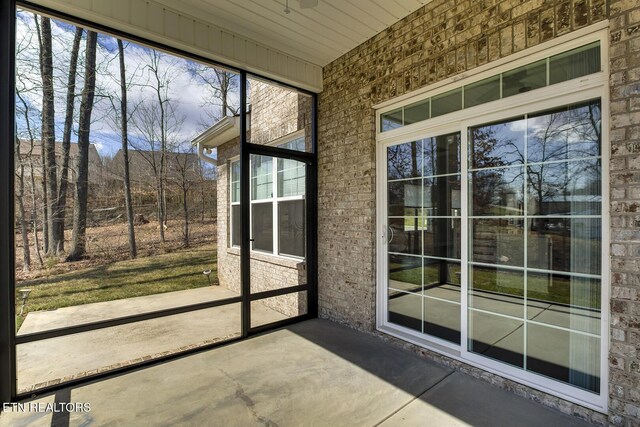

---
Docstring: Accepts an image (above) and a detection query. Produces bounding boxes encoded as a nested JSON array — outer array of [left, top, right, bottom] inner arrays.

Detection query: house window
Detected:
[[230, 135, 305, 258], [378, 32, 607, 410], [230, 161, 240, 247], [380, 41, 601, 132]]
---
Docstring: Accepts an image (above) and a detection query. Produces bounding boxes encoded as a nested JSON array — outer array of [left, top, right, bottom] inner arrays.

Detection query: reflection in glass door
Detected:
[[386, 132, 461, 344], [468, 100, 602, 393]]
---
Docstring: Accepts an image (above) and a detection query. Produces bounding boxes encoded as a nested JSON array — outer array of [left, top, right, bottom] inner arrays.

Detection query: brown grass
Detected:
[[15, 218, 217, 282]]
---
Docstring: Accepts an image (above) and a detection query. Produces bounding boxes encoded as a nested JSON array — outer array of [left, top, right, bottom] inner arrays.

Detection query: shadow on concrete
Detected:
[[285, 320, 593, 427]]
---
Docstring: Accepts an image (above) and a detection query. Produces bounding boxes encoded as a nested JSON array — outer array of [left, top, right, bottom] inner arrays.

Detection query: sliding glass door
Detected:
[[386, 132, 462, 344], [468, 100, 602, 393], [380, 98, 604, 402]]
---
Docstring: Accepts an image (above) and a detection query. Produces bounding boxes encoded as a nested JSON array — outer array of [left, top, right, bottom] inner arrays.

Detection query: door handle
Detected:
[[382, 226, 393, 244]]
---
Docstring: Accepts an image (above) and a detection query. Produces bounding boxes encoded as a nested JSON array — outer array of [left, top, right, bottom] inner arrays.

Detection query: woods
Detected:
[[14, 11, 232, 275]]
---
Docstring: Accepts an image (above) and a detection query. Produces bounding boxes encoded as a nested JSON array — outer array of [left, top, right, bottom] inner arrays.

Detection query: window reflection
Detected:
[[471, 167, 524, 216], [424, 260, 461, 299], [423, 176, 461, 216], [388, 254, 422, 293], [527, 160, 601, 216], [470, 116, 525, 169], [251, 155, 273, 200], [527, 218, 601, 275], [502, 60, 546, 97], [423, 133, 460, 176], [471, 219, 524, 266], [381, 108, 403, 132], [469, 310, 524, 368], [388, 217, 422, 255], [424, 219, 461, 259], [464, 76, 500, 108], [469, 265, 524, 318], [468, 99, 602, 393], [431, 88, 462, 118], [527, 101, 601, 163], [526, 272, 601, 334], [549, 42, 601, 85], [387, 141, 423, 180], [527, 324, 600, 392], [404, 100, 430, 125], [424, 297, 460, 343], [388, 291, 422, 332], [388, 179, 422, 216]]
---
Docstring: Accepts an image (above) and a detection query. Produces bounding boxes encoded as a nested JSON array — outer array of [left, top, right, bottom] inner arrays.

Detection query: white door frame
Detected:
[[375, 25, 610, 412]]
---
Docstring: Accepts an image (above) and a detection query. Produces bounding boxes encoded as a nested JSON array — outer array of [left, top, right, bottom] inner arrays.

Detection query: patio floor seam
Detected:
[[372, 369, 456, 427]]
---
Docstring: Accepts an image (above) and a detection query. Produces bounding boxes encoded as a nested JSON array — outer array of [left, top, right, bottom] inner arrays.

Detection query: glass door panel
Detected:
[[467, 99, 602, 393], [386, 133, 461, 344], [248, 153, 308, 329]]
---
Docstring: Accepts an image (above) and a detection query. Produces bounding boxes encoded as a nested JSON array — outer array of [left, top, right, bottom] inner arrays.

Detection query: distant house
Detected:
[[16, 139, 103, 186], [103, 148, 216, 220], [106, 149, 209, 186]]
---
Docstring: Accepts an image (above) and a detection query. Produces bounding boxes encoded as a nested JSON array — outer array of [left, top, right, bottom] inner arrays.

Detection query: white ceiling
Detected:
[[153, 0, 431, 66]]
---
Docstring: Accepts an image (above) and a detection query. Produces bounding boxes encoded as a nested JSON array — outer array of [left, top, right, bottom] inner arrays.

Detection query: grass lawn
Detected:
[[16, 244, 218, 330]]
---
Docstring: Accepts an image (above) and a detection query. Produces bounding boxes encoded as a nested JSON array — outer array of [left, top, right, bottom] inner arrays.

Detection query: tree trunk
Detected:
[[201, 186, 205, 222], [41, 147, 49, 254], [30, 156, 43, 267], [15, 137, 31, 272], [157, 70, 167, 244], [37, 17, 61, 256], [55, 27, 83, 253], [117, 39, 137, 258], [182, 187, 189, 247], [156, 179, 165, 243], [30, 162, 43, 267], [67, 31, 98, 262]]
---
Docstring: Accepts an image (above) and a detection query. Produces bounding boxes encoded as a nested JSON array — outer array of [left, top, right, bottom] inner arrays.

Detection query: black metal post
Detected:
[[306, 93, 319, 319], [0, 0, 17, 403], [240, 71, 251, 337]]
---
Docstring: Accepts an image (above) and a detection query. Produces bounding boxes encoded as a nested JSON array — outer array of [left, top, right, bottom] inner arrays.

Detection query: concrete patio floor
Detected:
[[18, 287, 239, 335], [3, 319, 591, 426], [17, 287, 287, 392]]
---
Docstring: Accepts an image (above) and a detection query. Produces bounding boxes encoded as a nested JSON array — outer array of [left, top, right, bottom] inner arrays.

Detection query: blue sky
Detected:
[[15, 10, 240, 158]]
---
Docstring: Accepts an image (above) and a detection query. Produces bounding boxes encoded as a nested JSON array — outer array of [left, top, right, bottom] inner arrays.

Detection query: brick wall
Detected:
[[216, 80, 309, 319], [608, 0, 640, 425], [317, 0, 640, 424]]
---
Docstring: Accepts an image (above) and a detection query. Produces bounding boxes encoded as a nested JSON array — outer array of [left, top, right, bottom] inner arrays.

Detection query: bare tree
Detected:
[[131, 50, 183, 244], [36, 16, 62, 256], [188, 64, 239, 123], [169, 149, 201, 247], [15, 91, 44, 268], [117, 39, 137, 258], [15, 135, 31, 272], [68, 31, 98, 261], [14, 24, 40, 270], [54, 27, 83, 253]]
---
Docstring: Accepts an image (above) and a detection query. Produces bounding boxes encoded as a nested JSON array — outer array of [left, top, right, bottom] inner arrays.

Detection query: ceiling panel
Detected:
[[152, 0, 431, 66]]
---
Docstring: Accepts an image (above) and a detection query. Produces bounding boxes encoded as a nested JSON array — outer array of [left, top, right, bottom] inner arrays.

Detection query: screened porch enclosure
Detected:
[[3, 2, 317, 400]]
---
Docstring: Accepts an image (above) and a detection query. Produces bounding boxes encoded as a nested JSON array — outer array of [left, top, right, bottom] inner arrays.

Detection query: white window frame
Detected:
[[375, 24, 610, 412], [229, 129, 306, 260], [229, 155, 241, 248]]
